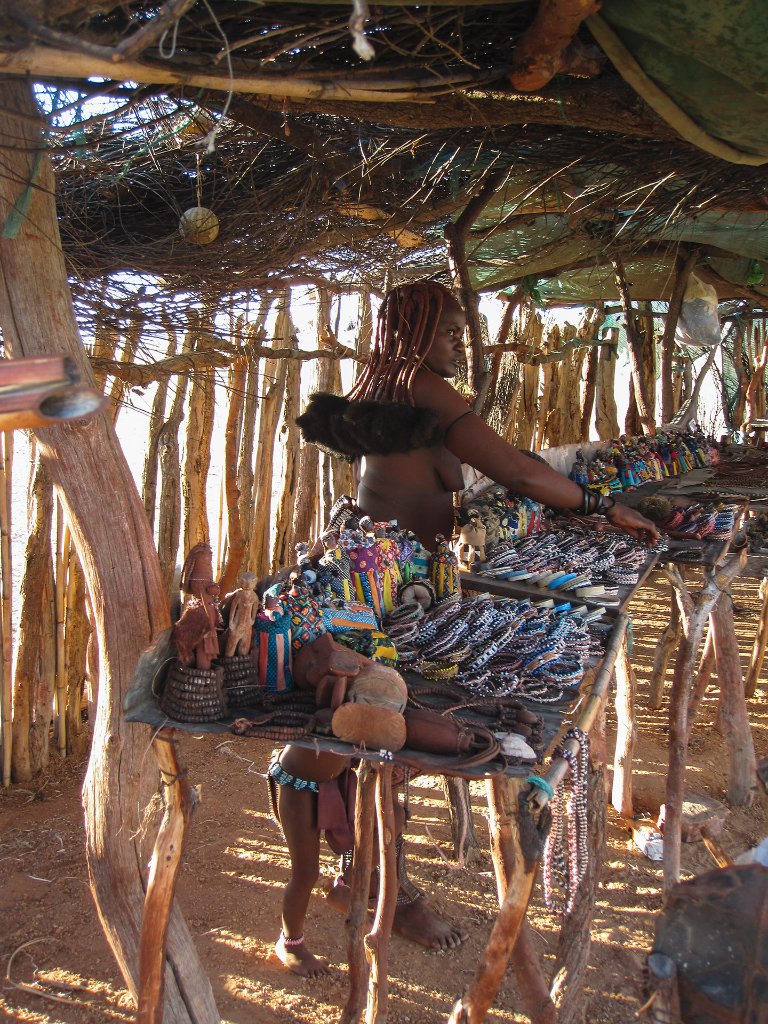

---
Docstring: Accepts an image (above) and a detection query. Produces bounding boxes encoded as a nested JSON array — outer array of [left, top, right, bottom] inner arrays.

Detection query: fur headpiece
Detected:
[[296, 392, 444, 462]]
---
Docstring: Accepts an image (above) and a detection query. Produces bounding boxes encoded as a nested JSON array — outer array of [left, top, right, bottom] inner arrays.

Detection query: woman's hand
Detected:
[[605, 502, 660, 545]]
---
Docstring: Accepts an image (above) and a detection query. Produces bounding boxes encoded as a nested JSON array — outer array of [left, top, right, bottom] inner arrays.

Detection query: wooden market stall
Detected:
[[0, 2, 768, 1023]]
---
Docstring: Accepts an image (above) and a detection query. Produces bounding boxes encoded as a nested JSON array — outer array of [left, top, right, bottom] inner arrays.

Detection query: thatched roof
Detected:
[[2, 0, 768, 313]]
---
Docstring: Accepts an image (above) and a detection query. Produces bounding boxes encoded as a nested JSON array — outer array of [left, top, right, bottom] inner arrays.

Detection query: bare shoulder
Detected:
[[411, 368, 471, 426]]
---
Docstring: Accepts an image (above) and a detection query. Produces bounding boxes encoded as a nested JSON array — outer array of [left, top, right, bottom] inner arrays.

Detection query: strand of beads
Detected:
[[543, 727, 590, 914]]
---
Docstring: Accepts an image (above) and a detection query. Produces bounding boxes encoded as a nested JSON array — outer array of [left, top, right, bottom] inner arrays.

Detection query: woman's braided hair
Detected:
[[348, 280, 460, 404]]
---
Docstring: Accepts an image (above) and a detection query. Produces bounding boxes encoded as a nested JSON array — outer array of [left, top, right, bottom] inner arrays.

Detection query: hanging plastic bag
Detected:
[[676, 273, 720, 347]]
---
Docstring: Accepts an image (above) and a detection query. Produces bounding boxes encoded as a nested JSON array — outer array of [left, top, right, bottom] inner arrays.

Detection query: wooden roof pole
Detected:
[[445, 167, 508, 403], [0, 78, 218, 1023]]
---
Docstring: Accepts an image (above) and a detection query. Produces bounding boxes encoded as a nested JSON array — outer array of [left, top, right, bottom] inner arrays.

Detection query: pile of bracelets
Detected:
[[384, 592, 604, 703], [658, 502, 738, 541], [478, 527, 667, 600]]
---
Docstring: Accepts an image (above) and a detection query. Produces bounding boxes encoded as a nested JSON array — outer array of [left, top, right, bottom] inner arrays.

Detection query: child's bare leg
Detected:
[[273, 783, 331, 978], [325, 783, 468, 950]]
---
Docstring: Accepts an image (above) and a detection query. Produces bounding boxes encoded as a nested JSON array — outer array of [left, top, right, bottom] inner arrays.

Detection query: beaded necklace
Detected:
[[543, 727, 590, 914]]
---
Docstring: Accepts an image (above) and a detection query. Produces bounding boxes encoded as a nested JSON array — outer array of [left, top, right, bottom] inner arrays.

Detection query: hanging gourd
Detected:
[[179, 206, 219, 246]]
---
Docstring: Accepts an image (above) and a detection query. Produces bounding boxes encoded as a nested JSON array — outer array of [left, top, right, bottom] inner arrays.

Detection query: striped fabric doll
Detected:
[[254, 596, 293, 693]]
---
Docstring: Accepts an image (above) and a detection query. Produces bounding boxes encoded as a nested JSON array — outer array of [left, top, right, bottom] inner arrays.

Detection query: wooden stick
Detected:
[[137, 729, 199, 1024], [486, 777, 556, 1024], [0, 430, 10, 786], [530, 613, 628, 808], [745, 575, 768, 697], [0, 45, 477, 104], [341, 762, 376, 1024], [611, 633, 635, 818], [364, 764, 396, 1024], [710, 583, 758, 805], [448, 778, 538, 1024]]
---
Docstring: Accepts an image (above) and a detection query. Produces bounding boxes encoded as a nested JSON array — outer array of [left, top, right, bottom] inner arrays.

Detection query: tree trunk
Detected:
[[580, 344, 599, 441], [315, 288, 355, 504], [157, 329, 194, 604], [594, 332, 620, 439], [11, 458, 55, 781], [273, 346, 301, 572], [612, 256, 656, 434], [183, 312, 217, 552], [356, 289, 373, 361], [660, 253, 697, 424], [249, 291, 290, 575], [0, 78, 218, 1022], [219, 353, 247, 596], [64, 555, 91, 757], [237, 305, 270, 555]]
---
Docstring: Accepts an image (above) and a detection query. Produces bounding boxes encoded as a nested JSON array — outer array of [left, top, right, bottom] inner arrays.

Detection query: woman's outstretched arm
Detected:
[[412, 370, 660, 543]]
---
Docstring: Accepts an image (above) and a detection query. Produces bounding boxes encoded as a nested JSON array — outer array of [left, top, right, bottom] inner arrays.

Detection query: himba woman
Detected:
[[270, 280, 659, 978]]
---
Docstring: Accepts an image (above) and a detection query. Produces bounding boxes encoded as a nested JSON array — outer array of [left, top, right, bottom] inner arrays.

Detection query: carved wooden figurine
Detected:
[[223, 571, 259, 657]]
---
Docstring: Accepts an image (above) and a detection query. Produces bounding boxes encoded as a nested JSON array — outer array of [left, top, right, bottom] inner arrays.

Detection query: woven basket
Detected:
[[159, 662, 227, 723]]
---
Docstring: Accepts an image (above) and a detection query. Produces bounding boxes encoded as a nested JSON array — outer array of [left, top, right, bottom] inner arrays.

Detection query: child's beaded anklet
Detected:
[[281, 931, 304, 948]]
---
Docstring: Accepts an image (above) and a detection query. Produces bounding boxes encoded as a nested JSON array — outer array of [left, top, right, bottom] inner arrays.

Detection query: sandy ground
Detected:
[[1, 573, 767, 1024]]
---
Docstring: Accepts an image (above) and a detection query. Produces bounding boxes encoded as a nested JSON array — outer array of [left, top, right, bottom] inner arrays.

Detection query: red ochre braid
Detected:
[[348, 280, 455, 404]]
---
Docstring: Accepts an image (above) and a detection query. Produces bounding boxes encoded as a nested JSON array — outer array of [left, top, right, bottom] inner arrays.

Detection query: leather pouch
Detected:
[[404, 708, 475, 756]]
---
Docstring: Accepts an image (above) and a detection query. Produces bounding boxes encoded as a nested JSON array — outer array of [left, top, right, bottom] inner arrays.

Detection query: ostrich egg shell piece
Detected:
[[179, 206, 219, 245]]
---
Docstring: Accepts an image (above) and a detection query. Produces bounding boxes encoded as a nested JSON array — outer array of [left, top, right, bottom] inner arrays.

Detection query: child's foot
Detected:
[[273, 934, 332, 978], [393, 895, 468, 951]]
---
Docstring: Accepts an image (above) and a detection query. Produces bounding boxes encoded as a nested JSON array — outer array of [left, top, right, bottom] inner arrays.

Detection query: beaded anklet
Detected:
[[280, 931, 305, 948]]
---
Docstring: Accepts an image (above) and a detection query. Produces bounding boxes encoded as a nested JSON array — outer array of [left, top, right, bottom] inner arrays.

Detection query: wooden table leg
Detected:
[[364, 764, 396, 1024], [662, 555, 744, 891], [612, 634, 635, 818], [486, 776, 555, 1024], [710, 582, 757, 805], [340, 762, 376, 1024], [138, 728, 198, 1024], [447, 778, 541, 1024]]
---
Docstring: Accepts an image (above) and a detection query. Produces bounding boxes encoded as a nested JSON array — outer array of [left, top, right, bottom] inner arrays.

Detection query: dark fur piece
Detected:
[[296, 391, 444, 461]]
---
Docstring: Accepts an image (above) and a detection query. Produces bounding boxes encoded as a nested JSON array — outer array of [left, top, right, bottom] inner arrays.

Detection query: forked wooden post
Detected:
[[612, 633, 636, 817], [340, 763, 376, 1024], [447, 778, 540, 1024], [138, 729, 199, 1024], [364, 764, 397, 1024]]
